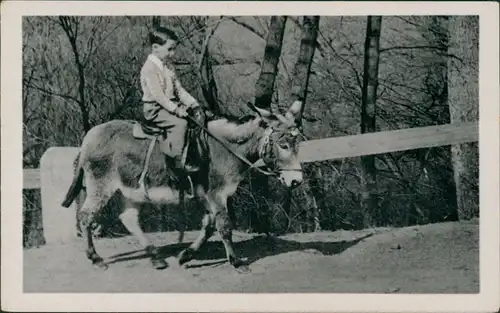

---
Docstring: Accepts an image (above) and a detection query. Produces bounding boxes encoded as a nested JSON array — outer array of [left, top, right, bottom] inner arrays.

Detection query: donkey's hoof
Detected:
[[92, 259, 108, 270], [151, 258, 169, 270], [229, 256, 250, 273], [178, 248, 195, 266], [234, 264, 251, 274]]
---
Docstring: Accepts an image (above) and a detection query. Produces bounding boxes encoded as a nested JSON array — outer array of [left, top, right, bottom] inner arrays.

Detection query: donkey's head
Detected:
[[248, 100, 304, 189]]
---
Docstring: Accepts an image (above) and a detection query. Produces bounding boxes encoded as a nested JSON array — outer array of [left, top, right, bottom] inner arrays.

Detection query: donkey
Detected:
[[61, 100, 305, 271]]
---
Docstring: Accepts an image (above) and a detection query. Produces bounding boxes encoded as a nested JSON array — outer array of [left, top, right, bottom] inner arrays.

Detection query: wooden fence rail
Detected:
[[23, 122, 479, 190]]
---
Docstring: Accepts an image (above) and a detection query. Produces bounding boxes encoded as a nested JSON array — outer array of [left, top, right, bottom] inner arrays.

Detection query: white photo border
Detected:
[[1, 1, 499, 312]]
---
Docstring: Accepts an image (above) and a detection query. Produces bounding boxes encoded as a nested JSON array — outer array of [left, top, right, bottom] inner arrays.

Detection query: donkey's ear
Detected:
[[285, 99, 304, 121], [247, 102, 273, 118]]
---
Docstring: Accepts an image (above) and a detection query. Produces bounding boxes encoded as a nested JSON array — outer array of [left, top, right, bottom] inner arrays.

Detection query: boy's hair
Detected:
[[149, 26, 179, 46]]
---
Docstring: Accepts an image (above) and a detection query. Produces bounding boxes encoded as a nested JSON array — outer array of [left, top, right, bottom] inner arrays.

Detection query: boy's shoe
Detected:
[[184, 163, 200, 173], [173, 156, 199, 173]]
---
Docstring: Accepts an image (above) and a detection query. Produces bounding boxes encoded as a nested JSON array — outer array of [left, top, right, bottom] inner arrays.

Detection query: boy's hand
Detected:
[[175, 106, 188, 118]]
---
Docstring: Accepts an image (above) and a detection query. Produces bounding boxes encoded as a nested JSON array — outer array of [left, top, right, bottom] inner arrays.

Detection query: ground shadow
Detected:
[[105, 233, 373, 268]]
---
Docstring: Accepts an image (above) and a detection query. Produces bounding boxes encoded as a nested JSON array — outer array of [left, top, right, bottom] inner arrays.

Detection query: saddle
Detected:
[[132, 118, 164, 140], [132, 109, 209, 200]]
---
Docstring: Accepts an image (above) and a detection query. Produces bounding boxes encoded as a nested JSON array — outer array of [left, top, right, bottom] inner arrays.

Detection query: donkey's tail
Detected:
[[61, 153, 84, 208]]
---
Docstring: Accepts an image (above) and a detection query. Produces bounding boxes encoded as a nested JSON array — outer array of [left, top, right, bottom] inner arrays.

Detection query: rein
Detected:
[[186, 115, 278, 176]]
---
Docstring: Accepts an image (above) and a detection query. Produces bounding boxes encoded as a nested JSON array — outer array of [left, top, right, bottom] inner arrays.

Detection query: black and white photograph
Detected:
[[1, 1, 499, 312]]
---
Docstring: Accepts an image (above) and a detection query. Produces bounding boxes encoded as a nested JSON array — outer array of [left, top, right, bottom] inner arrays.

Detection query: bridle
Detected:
[[186, 114, 303, 177], [256, 126, 303, 176]]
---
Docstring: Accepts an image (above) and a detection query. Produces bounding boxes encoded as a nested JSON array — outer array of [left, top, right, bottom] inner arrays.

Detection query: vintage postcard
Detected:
[[1, 1, 499, 312]]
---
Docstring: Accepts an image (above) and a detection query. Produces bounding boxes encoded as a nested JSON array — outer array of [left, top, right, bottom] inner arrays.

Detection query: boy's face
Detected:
[[154, 38, 177, 62]]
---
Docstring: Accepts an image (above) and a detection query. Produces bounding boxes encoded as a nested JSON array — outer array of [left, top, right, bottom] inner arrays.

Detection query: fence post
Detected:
[[39, 147, 80, 245]]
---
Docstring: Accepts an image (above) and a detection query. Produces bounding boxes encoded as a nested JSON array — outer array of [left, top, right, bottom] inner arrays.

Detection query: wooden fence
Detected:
[[23, 122, 479, 189]]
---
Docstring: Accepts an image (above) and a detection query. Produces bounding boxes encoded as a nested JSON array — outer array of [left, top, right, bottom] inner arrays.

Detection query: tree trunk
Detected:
[[288, 16, 319, 112], [152, 16, 161, 28], [23, 190, 46, 248], [200, 57, 220, 114], [422, 16, 459, 222], [447, 16, 479, 220], [360, 16, 382, 227], [250, 16, 287, 234], [254, 16, 287, 108], [197, 17, 222, 115], [310, 165, 324, 231], [286, 16, 321, 232], [425, 16, 450, 125]]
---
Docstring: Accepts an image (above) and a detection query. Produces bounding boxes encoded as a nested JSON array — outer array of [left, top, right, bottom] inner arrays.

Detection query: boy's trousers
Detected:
[[143, 101, 187, 159]]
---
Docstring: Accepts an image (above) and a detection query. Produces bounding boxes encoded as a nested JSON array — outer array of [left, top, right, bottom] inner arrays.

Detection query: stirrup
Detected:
[[186, 175, 195, 199], [184, 164, 200, 173], [138, 136, 158, 200]]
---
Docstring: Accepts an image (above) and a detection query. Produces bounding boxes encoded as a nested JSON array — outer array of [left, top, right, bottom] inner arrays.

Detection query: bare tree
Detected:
[[254, 16, 287, 108], [447, 16, 479, 220], [152, 16, 161, 28], [419, 16, 459, 222], [360, 16, 382, 227], [288, 16, 319, 114], [287, 16, 321, 231], [195, 16, 222, 114], [250, 16, 287, 233], [58, 16, 91, 132]]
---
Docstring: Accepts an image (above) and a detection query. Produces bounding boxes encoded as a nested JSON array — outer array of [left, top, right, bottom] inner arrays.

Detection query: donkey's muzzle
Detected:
[[278, 169, 303, 189], [290, 179, 303, 189]]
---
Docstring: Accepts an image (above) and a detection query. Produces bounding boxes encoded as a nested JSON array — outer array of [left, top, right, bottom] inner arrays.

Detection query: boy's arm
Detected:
[[174, 78, 199, 108], [142, 66, 179, 113]]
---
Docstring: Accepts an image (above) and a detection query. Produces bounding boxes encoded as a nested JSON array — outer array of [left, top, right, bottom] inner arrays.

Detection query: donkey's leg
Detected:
[[119, 203, 168, 270], [210, 194, 248, 270], [176, 191, 187, 244], [176, 209, 186, 244], [178, 185, 214, 266], [77, 186, 112, 269], [178, 212, 215, 266], [215, 209, 244, 268]]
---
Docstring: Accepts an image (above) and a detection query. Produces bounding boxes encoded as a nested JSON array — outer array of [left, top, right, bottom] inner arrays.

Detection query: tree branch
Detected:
[[227, 17, 266, 39], [175, 16, 204, 55], [317, 28, 363, 91], [24, 80, 79, 103], [83, 18, 128, 67], [178, 18, 226, 42], [197, 17, 223, 71], [288, 16, 326, 56], [58, 16, 91, 131], [380, 45, 446, 53]]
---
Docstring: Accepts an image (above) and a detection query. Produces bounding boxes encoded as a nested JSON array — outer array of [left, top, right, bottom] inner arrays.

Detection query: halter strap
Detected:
[[186, 115, 277, 176], [256, 127, 302, 174], [258, 127, 274, 160]]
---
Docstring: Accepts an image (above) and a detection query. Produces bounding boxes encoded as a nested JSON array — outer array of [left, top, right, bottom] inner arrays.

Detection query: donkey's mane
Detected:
[[207, 112, 256, 125], [207, 112, 263, 144]]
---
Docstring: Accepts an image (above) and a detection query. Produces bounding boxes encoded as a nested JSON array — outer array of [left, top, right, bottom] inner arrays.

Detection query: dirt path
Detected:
[[24, 219, 479, 293]]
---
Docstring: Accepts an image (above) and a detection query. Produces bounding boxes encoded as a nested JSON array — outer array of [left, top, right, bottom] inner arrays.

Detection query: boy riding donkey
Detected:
[[137, 26, 207, 198]]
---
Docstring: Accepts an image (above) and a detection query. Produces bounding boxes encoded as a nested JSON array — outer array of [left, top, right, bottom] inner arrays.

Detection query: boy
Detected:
[[140, 26, 200, 173]]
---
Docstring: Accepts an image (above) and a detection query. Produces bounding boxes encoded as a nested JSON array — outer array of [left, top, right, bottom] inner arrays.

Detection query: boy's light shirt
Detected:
[[141, 53, 198, 112], [147, 53, 166, 73]]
